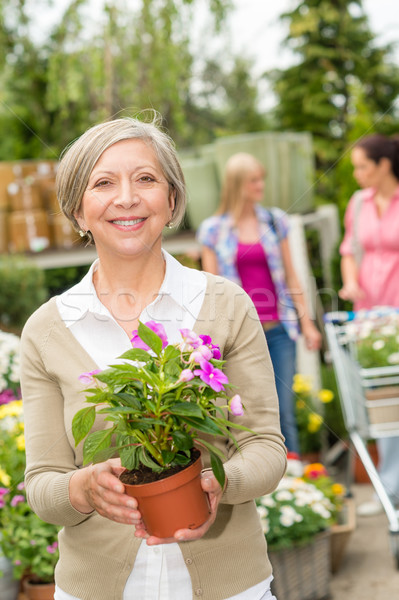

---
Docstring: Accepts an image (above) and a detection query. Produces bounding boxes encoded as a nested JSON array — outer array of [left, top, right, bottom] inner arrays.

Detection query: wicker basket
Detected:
[[330, 497, 356, 573], [269, 531, 331, 600]]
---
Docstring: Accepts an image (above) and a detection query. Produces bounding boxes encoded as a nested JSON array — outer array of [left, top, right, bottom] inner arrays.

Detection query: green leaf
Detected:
[[164, 345, 180, 360], [112, 393, 142, 409], [137, 321, 163, 355], [82, 427, 115, 465], [210, 451, 225, 488], [72, 406, 96, 446], [139, 447, 163, 472], [164, 360, 180, 378], [170, 402, 203, 418], [182, 415, 224, 436], [160, 450, 175, 464], [173, 452, 191, 466], [120, 444, 140, 470], [171, 430, 193, 450], [91, 446, 120, 464], [118, 348, 152, 362]]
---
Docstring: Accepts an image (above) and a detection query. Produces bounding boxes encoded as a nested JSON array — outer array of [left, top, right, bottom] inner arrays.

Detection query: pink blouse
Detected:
[[236, 242, 279, 322], [340, 186, 399, 310]]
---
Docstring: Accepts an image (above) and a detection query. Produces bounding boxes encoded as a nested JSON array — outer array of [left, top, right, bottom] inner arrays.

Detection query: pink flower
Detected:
[[177, 369, 195, 383], [17, 482, 25, 490], [229, 394, 244, 416], [194, 360, 229, 392], [79, 370, 101, 385], [131, 321, 168, 350], [14, 560, 21, 566], [47, 545, 57, 554], [11, 494, 25, 507], [199, 334, 221, 359], [0, 487, 9, 497], [190, 345, 213, 364], [179, 329, 202, 350]]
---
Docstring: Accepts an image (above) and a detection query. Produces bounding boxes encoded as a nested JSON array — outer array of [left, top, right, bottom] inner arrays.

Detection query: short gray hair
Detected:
[[56, 114, 187, 238]]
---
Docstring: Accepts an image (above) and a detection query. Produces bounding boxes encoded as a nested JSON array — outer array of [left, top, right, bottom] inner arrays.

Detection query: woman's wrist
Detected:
[[69, 467, 95, 514]]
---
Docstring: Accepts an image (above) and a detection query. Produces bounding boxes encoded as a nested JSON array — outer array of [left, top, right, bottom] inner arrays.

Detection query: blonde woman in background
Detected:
[[197, 153, 321, 458]]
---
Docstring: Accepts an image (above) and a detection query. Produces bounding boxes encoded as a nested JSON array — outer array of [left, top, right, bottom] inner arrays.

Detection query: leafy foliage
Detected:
[[269, 0, 399, 202], [73, 321, 248, 488], [0, 255, 48, 331]]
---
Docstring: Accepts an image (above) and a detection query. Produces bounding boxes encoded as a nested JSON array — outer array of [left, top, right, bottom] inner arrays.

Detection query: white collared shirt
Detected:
[[55, 250, 272, 600]]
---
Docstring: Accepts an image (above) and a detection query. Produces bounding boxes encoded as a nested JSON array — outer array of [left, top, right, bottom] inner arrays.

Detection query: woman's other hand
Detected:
[[69, 458, 144, 527], [339, 280, 365, 303], [301, 321, 322, 351], [135, 472, 224, 546]]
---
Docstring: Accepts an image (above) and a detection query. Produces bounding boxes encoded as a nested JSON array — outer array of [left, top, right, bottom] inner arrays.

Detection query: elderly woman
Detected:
[[20, 116, 286, 600]]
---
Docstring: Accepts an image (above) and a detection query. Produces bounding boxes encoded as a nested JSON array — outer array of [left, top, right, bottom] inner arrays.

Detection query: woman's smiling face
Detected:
[[75, 138, 175, 260]]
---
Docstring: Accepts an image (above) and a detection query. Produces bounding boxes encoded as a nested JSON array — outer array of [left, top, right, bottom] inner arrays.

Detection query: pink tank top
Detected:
[[236, 242, 279, 322]]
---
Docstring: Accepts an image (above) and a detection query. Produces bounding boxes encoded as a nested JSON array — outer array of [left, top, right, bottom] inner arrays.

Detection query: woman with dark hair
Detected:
[[339, 133, 399, 516]]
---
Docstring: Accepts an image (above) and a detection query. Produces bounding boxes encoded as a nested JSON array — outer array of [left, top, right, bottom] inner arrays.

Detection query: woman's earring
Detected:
[[166, 221, 174, 229], [78, 230, 86, 237]]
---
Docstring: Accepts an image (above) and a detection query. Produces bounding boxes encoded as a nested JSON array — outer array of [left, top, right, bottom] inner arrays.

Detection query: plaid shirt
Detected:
[[197, 205, 299, 340]]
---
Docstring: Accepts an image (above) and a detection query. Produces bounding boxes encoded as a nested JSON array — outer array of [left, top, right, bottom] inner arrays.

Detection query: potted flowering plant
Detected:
[[73, 321, 247, 537], [256, 462, 346, 599], [348, 308, 399, 368], [0, 398, 59, 599]]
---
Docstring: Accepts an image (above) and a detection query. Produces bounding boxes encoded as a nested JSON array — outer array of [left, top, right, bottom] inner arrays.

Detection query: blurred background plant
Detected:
[[348, 310, 399, 369], [0, 256, 47, 334], [0, 331, 21, 405]]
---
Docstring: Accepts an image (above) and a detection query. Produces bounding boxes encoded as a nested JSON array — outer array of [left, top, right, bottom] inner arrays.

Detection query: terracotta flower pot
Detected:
[[122, 452, 210, 537], [22, 579, 56, 600]]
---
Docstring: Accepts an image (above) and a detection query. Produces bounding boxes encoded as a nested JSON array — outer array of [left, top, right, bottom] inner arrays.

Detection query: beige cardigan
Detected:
[[20, 272, 286, 600]]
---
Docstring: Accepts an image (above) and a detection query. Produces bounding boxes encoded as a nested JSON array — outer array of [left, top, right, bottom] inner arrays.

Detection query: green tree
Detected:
[[269, 0, 399, 200], [0, 0, 266, 159]]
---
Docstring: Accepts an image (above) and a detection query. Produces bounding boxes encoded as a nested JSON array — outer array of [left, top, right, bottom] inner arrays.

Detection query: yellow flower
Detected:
[[16, 434, 25, 451], [292, 377, 313, 395], [307, 412, 323, 433], [332, 483, 345, 497], [296, 399, 306, 410], [0, 400, 23, 420], [0, 468, 11, 487], [318, 389, 334, 403]]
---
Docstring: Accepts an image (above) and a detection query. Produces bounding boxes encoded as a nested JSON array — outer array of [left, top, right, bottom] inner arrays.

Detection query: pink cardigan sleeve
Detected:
[[339, 194, 356, 256]]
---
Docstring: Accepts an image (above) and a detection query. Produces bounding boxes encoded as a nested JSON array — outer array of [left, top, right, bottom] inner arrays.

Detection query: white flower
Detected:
[[388, 353, 399, 365], [256, 506, 268, 519], [275, 490, 293, 502], [372, 340, 385, 351], [260, 495, 276, 508], [311, 503, 331, 519]]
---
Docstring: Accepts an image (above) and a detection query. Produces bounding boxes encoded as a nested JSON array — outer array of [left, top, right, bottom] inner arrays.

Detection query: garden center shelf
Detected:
[[324, 312, 399, 569], [5, 231, 200, 270]]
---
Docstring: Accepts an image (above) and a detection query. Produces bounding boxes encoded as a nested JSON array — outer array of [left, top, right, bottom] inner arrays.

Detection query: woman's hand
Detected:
[[301, 321, 322, 351], [69, 458, 144, 527], [339, 280, 365, 303], [134, 472, 224, 546]]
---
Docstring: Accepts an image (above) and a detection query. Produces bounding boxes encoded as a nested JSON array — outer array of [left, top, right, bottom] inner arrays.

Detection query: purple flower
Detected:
[[30, 540, 37, 546], [177, 369, 194, 383], [194, 360, 229, 392], [0, 499, 5, 508], [199, 335, 221, 359], [17, 482, 25, 491], [0, 487, 9, 497], [11, 494, 25, 507], [0, 389, 16, 405], [131, 321, 168, 350], [79, 370, 101, 385], [14, 560, 21, 566], [46, 542, 58, 554], [229, 394, 244, 416]]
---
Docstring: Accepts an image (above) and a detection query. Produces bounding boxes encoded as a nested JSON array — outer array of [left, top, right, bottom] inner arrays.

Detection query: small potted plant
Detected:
[[256, 462, 346, 599], [0, 484, 59, 600], [73, 321, 247, 537]]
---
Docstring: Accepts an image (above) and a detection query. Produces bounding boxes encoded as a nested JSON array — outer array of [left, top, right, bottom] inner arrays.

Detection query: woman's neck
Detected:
[[376, 174, 399, 200], [92, 251, 166, 335]]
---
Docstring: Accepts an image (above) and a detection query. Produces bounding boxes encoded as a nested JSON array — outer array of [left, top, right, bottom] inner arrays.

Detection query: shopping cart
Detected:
[[324, 311, 399, 569]]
